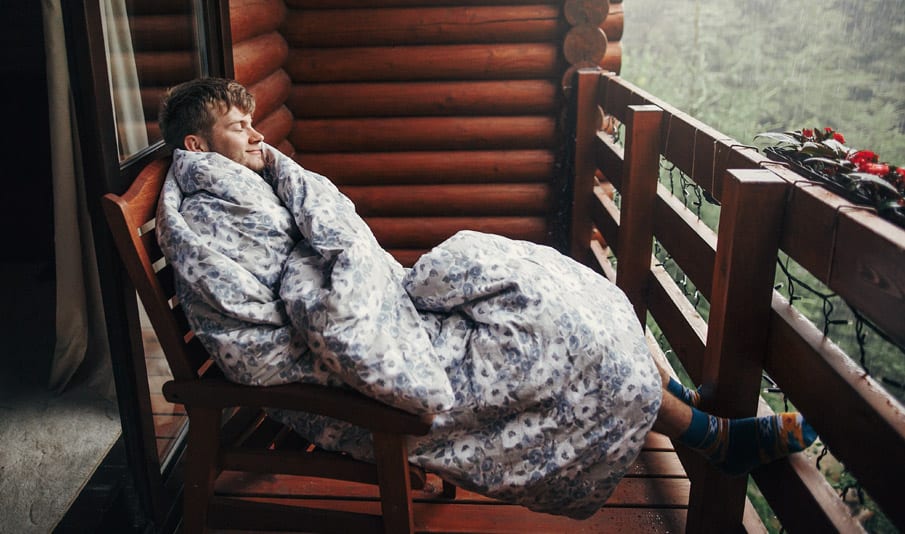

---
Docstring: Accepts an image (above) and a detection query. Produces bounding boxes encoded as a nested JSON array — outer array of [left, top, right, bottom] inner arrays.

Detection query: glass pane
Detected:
[[101, 0, 202, 162], [102, 0, 201, 466]]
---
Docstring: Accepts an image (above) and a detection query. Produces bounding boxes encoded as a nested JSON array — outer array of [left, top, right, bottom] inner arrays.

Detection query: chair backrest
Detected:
[[101, 156, 210, 381]]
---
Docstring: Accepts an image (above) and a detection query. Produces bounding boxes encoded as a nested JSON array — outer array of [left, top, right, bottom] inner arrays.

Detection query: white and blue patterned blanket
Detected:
[[157, 145, 662, 518]]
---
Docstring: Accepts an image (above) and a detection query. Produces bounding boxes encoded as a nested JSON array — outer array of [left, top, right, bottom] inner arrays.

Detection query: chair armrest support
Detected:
[[163, 378, 435, 435]]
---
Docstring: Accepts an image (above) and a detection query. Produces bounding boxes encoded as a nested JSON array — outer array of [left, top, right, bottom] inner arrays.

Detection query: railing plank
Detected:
[[615, 104, 663, 323], [687, 169, 790, 533], [571, 69, 604, 260], [651, 184, 717, 302], [646, 263, 707, 383], [829, 209, 905, 348], [766, 292, 905, 530]]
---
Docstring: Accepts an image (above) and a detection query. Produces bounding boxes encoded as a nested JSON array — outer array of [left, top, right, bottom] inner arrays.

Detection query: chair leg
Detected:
[[182, 407, 221, 534], [372, 432, 415, 534]]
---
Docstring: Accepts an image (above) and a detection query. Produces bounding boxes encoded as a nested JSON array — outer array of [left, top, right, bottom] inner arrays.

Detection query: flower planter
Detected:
[[759, 134, 905, 231]]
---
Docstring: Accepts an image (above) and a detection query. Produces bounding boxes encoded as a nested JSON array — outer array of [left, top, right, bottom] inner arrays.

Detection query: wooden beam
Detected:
[[286, 43, 563, 82], [297, 150, 555, 186], [686, 169, 790, 533], [290, 116, 556, 153], [571, 68, 603, 259], [282, 5, 564, 47], [288, 80, 559, 118], [615, 104, 663, 323]]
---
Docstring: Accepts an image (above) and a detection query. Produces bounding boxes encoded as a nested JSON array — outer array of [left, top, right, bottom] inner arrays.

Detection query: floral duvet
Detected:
[[156, 145, 662, 518]]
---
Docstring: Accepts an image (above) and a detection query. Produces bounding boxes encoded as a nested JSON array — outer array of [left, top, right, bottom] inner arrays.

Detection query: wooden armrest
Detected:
[[162, 378, 434, 435]]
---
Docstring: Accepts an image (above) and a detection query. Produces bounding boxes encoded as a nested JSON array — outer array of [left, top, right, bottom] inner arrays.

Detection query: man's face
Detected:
[[194, 105, 265, 172]]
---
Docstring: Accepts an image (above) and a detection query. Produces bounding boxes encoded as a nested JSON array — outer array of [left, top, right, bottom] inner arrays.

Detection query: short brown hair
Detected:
[[158, 78, 256, 149]]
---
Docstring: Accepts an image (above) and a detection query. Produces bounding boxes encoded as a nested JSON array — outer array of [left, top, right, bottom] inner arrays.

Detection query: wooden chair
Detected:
[[101, 156, 439, 533]]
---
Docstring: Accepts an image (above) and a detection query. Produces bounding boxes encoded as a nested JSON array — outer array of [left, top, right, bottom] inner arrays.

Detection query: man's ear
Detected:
[[183, 134, 208, 152]]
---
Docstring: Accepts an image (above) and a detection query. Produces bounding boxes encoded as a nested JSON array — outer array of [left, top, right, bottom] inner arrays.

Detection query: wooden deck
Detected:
[[206, 432, 689, 533], [142, 318, 693, 533]]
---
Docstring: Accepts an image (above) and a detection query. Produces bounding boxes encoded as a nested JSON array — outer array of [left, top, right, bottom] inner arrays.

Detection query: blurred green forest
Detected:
[[621, 0, 905, 165]]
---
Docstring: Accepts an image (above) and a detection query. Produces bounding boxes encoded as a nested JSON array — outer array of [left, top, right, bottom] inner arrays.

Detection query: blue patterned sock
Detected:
[[679, 408, 817, 476], [666, 377, 701, 407]]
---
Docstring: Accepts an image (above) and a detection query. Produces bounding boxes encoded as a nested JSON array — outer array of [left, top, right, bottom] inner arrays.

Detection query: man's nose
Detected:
[[249, 127, 264, 143]]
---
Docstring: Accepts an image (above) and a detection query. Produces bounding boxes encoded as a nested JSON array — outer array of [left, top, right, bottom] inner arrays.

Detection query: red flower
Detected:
[[824, 127, 833, 133], [849, 150, 879, 167], [833, 132, 846, 144], [860, 162, 890, 176], [801, 128, 814, 139]]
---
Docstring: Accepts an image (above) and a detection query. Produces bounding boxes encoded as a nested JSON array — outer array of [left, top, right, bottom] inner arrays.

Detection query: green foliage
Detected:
[[621, 0, 905, 166]]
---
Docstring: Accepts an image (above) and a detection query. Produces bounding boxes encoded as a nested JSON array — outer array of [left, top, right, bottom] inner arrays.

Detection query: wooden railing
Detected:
[[571, 69, 905, 533]]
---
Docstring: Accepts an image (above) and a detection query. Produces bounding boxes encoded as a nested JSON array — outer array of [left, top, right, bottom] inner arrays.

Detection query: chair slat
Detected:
[[156, 263, 177, 299]]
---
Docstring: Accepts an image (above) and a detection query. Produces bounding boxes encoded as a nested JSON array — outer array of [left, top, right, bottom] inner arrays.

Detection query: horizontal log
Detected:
[[135, 51, 197, 86], [599, 39, 622, 73], [286, 43, 563, 82], [282, 5, 564, 48], [563, 24, 607, 66], [564, 0, 610, 26], [256, 105, 294, 148], [233, 32, 289, 87], [288, 80, 559, 118], [367, 216, 549, 249], [296, 150, 556, 185], [129, 15, 194, 51], [248, 69, 292, 123], [230, 0, 287, 43], [602, 2, 624, 41], [290, 116, 557, 153], [342, 184, 551, 216]]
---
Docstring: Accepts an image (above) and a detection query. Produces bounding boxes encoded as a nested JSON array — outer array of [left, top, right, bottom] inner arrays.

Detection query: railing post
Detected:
[[685, 169, 790, 533], [569, 68, 602, 262], [615, 104, 663, 324]]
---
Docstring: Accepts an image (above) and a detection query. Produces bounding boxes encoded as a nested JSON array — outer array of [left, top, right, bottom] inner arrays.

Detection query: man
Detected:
[[156, 78, 816, 518]]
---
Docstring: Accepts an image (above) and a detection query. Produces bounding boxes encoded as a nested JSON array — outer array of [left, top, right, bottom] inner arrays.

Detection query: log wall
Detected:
[[230, 0, 295, 154], [279, 0, 622, 263], [130, 1, 625, 262]]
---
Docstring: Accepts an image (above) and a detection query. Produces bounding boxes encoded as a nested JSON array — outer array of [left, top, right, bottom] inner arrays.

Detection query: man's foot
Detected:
[[667, 376, 701, 407], [679, 409, 817, 476]]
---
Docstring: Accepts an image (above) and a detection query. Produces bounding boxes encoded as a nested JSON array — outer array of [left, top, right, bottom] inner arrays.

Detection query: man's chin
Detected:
[[245, 155, 266, 172]]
